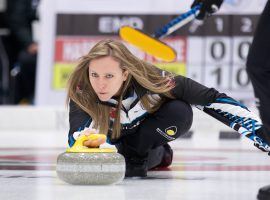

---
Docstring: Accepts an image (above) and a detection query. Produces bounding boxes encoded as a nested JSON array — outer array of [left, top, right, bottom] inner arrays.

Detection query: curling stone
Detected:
[[56, 134, 125, 185]]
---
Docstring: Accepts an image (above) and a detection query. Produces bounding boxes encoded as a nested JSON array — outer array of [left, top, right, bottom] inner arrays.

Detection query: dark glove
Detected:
[[191, 0, 224, 20], [254, 127, 270, 155]]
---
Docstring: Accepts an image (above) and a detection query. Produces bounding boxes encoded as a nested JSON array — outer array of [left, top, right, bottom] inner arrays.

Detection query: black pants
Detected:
[[118, 99, 193, 168], [246, 0, 270, 132], [15, 50, 37, 103]]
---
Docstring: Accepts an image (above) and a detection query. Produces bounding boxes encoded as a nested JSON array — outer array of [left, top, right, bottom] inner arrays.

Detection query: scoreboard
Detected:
[[53, 14, 259, 106], [186, 14, 259, 104], [35, 0, 267, 105]]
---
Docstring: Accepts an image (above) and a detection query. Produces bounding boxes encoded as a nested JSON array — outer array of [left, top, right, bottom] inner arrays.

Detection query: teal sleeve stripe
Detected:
[[216, 98, 248, 109], [69, 118, 91, 147]]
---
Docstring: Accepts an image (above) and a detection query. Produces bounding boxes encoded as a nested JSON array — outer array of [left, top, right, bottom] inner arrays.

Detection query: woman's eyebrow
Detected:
[[89, 70, 116, 75], [89, 70, 97, 73]]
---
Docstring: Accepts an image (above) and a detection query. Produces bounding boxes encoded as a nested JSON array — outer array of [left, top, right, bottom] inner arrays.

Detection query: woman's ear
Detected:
[[123, 70, 129, 81]]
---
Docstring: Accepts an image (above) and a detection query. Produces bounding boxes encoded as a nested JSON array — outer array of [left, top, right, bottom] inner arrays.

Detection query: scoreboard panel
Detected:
[[53, 13, 260, 106]]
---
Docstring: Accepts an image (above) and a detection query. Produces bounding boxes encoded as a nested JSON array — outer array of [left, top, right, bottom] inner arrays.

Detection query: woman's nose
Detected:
[[97, 78, 107, 89]]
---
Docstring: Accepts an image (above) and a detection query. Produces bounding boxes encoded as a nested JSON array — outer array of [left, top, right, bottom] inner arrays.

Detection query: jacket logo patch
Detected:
[[165, 126, 177, 136], [156, 126, 178, 141]]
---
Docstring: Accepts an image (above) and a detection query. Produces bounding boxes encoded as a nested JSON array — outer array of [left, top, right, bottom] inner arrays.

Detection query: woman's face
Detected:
[[89, 56, 129, 101]]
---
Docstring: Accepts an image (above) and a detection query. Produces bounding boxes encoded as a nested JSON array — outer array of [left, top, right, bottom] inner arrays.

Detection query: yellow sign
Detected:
[[53, 63, 75, 89], [155, 62, 186, 76]]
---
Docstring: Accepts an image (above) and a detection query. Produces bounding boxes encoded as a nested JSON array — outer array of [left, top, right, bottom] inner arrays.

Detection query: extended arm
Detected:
[[197, 98, 270, 153], [171, 75, 270, 154]]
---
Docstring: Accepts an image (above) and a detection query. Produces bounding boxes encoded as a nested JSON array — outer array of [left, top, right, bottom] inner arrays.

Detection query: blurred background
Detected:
[[0, 2, 269, 200], [0, 0, 267, 143], [0, 0, 267, 106]]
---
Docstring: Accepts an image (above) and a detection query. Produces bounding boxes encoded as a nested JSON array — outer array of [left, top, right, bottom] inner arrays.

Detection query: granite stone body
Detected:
[[56, 152, 125, 185]]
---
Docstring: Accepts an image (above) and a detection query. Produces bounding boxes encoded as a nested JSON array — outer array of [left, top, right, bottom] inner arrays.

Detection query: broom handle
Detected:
[[154, 4, 202, 39]]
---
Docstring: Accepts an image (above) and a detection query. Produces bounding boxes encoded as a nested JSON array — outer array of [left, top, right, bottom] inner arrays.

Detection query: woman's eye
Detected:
[[106, 74, 113, 78], [91, 73, 98, 77]]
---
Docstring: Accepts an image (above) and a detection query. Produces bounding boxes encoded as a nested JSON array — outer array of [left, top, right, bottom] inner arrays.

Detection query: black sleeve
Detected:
[[171, 75, 227, 105], [170, 75, 270, 153], [68, 100, 92, 147], [197, 98, 270, 153]]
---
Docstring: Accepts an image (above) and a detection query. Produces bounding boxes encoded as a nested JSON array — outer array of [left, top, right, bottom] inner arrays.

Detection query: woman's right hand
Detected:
[[80, 128, 106, 148]]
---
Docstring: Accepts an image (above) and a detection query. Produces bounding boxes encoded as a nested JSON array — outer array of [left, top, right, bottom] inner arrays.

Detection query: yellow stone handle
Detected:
[[76, 134, 106, 147], [66, 134, 116, 153]]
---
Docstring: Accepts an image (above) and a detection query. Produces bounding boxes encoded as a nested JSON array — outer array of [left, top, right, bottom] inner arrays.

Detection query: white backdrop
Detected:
[[35, 0, 267, 105]]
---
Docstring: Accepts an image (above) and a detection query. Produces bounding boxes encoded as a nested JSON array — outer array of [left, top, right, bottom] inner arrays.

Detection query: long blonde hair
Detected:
[[67, 39, 175, 139]]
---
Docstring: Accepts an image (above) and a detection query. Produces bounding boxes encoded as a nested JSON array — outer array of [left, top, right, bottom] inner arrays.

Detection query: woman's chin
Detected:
[[98, 95, 111, 102]]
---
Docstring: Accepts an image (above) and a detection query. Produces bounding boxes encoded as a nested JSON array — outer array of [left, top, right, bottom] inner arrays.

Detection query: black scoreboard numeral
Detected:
[[211, 67, 222, 86], [238, 41, 251, 61], [236, 67, 250, 87], [210, 41, 226, 61]]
